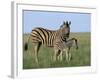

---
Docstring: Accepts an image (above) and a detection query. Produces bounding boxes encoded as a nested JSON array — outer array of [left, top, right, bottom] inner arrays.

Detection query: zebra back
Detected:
[[24, 21, 71, 50]]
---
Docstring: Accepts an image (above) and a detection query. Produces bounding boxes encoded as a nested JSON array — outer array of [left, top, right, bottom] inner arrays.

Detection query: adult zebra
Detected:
[[24, 21, 71, 63]]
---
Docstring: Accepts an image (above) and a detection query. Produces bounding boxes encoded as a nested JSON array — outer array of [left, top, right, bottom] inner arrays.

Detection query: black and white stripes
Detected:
[[54, 38, 78, 61], [24, 21, 71, 63]]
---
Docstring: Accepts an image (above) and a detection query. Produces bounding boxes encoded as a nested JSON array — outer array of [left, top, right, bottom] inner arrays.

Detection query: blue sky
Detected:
[[23, 10, 91, 33]]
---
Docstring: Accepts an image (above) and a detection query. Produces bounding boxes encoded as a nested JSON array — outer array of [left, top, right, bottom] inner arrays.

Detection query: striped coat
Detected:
[[30, 27, 69, 47], [55, 38, 78, 62], [24, 21, 71, 63]]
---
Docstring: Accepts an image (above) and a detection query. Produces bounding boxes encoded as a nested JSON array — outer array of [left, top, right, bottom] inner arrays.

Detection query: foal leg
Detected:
[[67, 47, 71, 62], [53, 49, 59, 62], [59, 51, 63, 61], [65, 49, 69, 62], [68, 52, 72, 61]]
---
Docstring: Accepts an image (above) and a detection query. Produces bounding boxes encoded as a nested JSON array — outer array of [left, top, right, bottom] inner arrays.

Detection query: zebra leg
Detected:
[[67, 47, 71, 62], [65, 49, 68, 62], [34, 42, 41, 63], [68, 52, 71, 61], [53, 49, 59, 62], [57, 54, 60, 61], [59, 51, 63, 61], [34, 45, 39, 63], [57, 50, 62, 61]]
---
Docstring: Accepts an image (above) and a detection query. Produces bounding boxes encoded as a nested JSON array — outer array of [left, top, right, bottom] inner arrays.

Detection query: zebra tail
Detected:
[[24, 35, 30, 51], [25, 42, 28, 50]]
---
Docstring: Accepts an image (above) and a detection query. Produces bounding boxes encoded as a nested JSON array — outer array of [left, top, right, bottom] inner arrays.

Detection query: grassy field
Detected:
[[23, 32, 91, 69]]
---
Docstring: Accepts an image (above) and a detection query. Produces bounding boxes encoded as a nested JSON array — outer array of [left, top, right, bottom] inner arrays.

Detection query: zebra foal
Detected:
[[54, 38, 78, 62]]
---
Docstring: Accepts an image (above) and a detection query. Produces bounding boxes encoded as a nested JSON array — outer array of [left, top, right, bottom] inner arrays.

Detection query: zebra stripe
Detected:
[[32, 28, 53, 46], [55, 38, 78, 51], [55, 38, 78, 62], [24, 21, 71, 63]]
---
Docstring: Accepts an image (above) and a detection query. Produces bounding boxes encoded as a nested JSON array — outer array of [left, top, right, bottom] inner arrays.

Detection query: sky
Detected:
[[23, 10, 91, 33]]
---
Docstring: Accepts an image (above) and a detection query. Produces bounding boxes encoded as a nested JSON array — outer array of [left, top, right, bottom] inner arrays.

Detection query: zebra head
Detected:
[[60, 21, 71, 38]]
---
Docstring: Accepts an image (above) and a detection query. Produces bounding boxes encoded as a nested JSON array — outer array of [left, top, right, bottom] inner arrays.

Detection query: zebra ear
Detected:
[[69, 21, 71, 25], [63, 21, 65, 25], [66, 21, 68, 25]]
